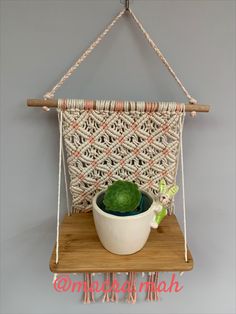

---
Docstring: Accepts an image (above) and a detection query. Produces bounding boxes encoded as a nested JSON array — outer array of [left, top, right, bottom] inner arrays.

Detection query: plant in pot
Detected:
[[92, 180, 177, 255]]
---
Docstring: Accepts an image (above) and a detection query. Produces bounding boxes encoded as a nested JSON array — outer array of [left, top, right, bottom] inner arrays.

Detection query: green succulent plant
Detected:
[[103, 181, 141, 213]]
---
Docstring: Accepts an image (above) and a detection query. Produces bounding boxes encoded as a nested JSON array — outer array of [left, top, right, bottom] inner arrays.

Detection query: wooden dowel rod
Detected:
[[27, 99, 210, 112]]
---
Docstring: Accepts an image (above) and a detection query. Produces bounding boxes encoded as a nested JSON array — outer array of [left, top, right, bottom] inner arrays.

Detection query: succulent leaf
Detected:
[[103, 181, 141, 213]]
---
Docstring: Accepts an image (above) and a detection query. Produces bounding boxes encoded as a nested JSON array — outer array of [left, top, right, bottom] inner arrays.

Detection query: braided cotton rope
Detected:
[[55, 112, 71, 264], [57, 111, 71, 216], [179, 107, 188, 262], [61, 141, 70, 216], [56, 111, 63, 264], [128, 9, 197, 104], [44, 9, 126, 100], [44, 8, 196, 104]]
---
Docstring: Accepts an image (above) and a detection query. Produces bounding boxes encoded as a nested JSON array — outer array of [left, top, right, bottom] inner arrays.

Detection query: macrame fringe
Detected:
[[102, 272, 111, 303], [127, 272, 137, 304], [67, 271, 161, 303], [146, 272, 159, 302], [83, 273, 95, 304], [111, 272, 119, 303]]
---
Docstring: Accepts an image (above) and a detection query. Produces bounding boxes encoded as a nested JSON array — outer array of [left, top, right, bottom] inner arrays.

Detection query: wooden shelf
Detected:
[[50, 213, 193, 273]]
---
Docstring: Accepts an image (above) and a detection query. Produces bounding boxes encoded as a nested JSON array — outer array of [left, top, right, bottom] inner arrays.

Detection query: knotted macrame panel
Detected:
[[58, 99, 185, 212]]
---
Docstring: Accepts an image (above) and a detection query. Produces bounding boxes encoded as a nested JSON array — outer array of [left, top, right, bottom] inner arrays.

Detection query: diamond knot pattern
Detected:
[[59, 100, 185, 212]]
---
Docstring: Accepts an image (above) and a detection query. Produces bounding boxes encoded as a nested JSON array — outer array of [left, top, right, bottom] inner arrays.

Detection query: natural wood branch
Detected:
[[27, 99, 210, 112]]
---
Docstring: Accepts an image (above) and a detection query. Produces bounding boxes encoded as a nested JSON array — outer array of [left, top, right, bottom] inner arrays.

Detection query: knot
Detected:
[[43, 94, 53, 111], [189, 97, 197, 104], [42, 106, 50, 112], [43, 93, 53, 100], [190, 111, 197, 118]]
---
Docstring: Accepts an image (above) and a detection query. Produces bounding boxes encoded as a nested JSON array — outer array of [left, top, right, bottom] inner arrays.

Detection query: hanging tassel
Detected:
[[127, 272, 132, 303], [83, 273, 95, 304], [131, 272, 137, 303], [102, 272, 111, 303], [127, 272, 137, 304], [146, 272, 152, 301], [83, 273, 89, 304], [89, 273, 95, 303], [153, 272, 159, 301], [146, 272, 159, 301], [146, 272, 153, 301], [110, 272, 118, 303]]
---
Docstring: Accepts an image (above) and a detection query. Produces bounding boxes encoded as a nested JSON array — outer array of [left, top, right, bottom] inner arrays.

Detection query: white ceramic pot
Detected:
[[92, 190, 158, 255]]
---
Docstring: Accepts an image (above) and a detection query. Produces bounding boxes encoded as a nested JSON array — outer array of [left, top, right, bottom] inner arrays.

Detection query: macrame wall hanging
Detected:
[[28, 0, 210, 304]]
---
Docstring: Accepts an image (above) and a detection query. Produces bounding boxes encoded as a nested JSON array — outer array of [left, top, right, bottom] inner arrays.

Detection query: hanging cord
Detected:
[[179, 107, 188, 262], [57, 110, 71, 215], [61, 139, 71, 216], [44, 8, 196, 104], [44, 9, 126, 99], [55, 110, 63, 264], [128, 9, 196, 104], [55, 112, 70, 265]]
